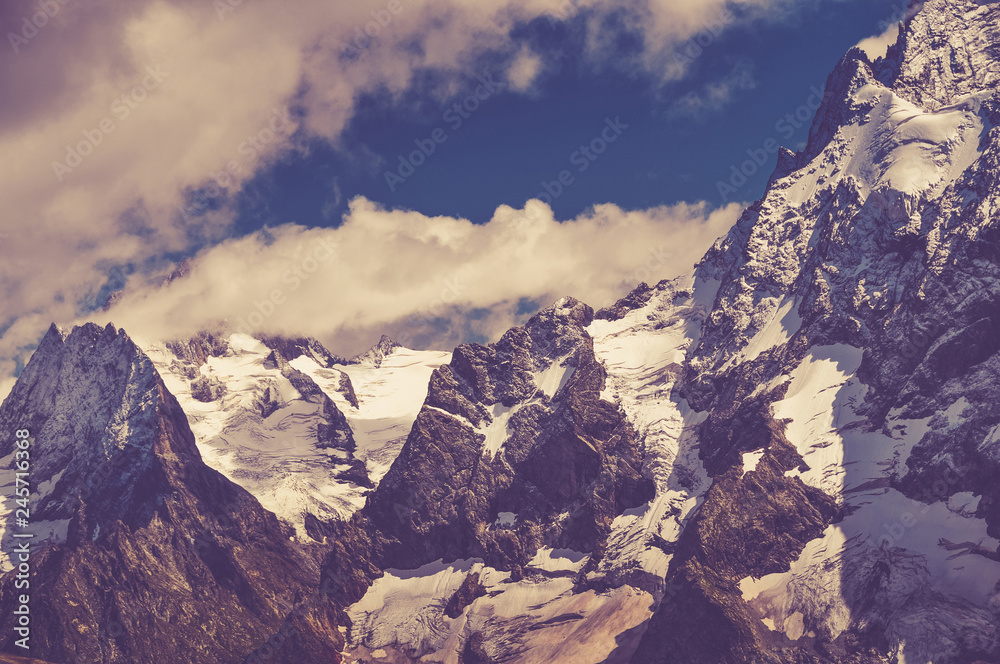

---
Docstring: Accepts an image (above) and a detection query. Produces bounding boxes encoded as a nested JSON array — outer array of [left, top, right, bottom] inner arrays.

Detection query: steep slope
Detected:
[[3, 2, 1000, 663], [303, 6, 1000, 659], [141, 332, 449, 538], [628, 1, 1000, 662], [0, 324, 341, 663], [328, 298, 657, 662], [363, 297, 653, 572]]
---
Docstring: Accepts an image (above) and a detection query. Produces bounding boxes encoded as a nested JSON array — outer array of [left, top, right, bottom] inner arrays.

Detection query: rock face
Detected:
[[0, 324, 340, 664], [3, 1, 1000, 662], [349, 334, 402, 368], [365, 297, 653, 572], [258, 334, 350, 370]]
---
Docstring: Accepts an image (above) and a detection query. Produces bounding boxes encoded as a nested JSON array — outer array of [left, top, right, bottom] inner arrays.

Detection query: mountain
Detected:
[[364, 297, 654, 571], [3, 0, 1000, 662], [349, 334, 403, 368], [0, 324, 342, 663], [626, 1, 1000, 661], [143, 331, 450, 537]]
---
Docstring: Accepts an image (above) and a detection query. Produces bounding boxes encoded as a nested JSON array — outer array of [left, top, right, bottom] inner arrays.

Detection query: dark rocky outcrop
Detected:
[[444, 571, 488, 618], [0, 324, 339, 664], [365, 298, 654, 572], [257, 334, 350, 371], [349, 334, 402, 368]]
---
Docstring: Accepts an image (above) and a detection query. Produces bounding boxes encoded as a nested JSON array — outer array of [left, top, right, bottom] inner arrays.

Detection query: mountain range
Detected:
[[3, 0, 1000, 661]]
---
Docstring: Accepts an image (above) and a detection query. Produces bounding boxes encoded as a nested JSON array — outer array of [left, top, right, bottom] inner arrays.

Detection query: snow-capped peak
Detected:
[[350, 334, 403, 368]]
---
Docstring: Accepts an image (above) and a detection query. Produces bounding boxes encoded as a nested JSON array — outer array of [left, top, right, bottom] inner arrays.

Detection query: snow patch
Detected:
[[346, 557, 653, 664], [494, 512, 517, 527], [534, 359, 575, 399], [739, 296, 802, 365], [480, 403, 515, 458], [588, 278, 712, 580], [772, 345, 865, 494], [741, 451, 765, 478], [528, 547, 589, 574]]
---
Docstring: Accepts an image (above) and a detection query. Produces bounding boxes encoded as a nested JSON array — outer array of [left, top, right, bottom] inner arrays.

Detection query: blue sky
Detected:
[[233, 0, 902, 230]]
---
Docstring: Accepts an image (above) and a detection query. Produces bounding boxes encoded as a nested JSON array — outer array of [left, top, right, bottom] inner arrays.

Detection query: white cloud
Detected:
[[507, 47, 544, 93], [92, 198, 742, 355], [856, 22, 901, 60]]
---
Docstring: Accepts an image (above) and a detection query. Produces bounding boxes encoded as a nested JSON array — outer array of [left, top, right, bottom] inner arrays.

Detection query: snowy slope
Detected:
[[5, 2, 1000, 662], [626, 2, 1000, 660], [143, 333, 448, 537], [291, 346, 451, 484], [345, 550, 654, 663], [587, 276, 716, 586], [740, 343, 1000, 656]]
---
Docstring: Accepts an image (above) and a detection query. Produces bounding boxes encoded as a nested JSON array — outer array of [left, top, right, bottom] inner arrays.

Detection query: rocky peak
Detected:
[[628, 3, 1000, 661], [0, 322, 342, 663], [257, 334, 348, 368], [165, 329, 231, 366], [366, 295, 651, 572], [0, 322, 163, 535], [350, 334, 402, 368]]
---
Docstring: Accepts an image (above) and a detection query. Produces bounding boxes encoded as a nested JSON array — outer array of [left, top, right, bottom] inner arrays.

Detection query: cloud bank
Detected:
[[94, 198, 742, 356]]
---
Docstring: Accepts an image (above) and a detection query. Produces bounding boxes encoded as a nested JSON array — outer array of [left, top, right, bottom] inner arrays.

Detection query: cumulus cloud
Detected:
[[0, 0, 820, 399], [507, 47, 544, 93], [93, 198, 742, 355]]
